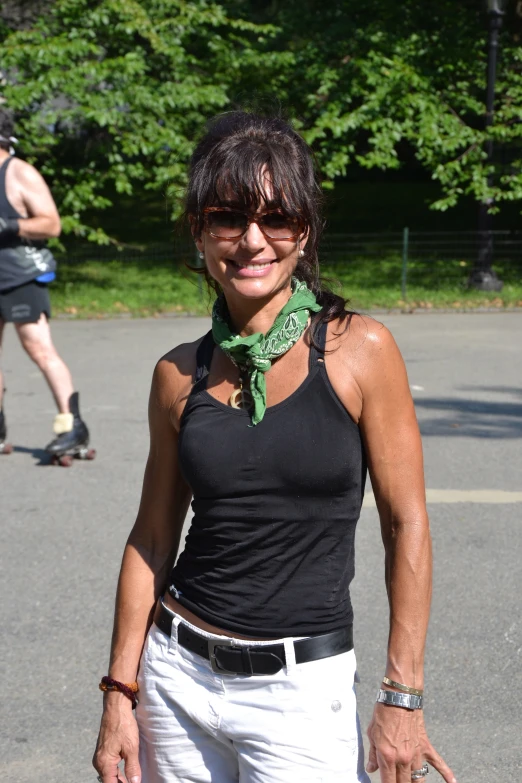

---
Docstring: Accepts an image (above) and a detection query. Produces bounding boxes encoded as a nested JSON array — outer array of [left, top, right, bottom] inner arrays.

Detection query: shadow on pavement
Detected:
[[12, 445, 52, 464], [415, 395, 522, 438], [457, 385, 522, 398]]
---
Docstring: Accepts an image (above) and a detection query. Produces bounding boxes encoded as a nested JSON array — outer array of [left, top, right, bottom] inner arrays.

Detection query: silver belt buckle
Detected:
[[208, 638, 243, 675]]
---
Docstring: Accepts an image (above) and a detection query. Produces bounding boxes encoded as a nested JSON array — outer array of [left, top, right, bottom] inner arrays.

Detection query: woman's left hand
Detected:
[[366, 704, 457, 783]]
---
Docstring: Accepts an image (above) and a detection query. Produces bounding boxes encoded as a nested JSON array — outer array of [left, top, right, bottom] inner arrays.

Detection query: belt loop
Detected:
[[169, 615, 182, 654], [241, 647, 254, 676], [283, 637, 297, 675]]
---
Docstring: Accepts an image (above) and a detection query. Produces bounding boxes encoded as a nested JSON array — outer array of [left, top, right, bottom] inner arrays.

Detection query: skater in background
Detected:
[[0, 107, 90, 457]]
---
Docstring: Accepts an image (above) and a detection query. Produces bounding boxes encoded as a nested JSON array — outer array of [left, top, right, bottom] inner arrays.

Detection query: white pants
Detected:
[[136, 611, 371, 783]]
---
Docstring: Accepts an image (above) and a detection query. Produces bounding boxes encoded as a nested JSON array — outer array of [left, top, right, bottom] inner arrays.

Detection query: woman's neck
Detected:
[[225, 285, 293, 336]]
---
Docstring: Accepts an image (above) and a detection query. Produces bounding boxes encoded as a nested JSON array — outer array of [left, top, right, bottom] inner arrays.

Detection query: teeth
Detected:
[[234, 262, 271, 270]]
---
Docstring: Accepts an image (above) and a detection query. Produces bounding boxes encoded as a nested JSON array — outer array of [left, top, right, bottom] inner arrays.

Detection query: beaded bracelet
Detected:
[[382, 676, 424, 697], [99, 676, 139, 709]]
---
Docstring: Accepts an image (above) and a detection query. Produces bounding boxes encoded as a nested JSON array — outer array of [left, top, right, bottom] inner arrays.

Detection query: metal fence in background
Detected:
[[59, 239, 195, 265], [322, 230, 522, 262], [57, 229, 522, 300], [321, 230, 522, 298]]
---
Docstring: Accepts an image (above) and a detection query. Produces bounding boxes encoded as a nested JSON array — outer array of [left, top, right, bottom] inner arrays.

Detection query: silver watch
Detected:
[[376, 688, 423, 710]]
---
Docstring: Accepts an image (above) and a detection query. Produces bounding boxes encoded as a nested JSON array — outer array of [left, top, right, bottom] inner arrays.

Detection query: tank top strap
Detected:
[[193, 330, 215, 389], [309, 318, 327, 369], [0, 158, 13, 213]]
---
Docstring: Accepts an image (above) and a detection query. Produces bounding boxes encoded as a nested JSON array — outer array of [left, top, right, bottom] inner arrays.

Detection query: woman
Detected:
[[93, 112, 456, 783]]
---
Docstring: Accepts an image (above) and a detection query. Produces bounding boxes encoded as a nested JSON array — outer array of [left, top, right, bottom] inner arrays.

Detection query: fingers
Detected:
[[366, 740, 378, 774], [397, 761, 413, 783], [92, 749, 124, 783], [375, 754, 412, 783], [92, 756, 115, 782], [93, 769, 119, 783], [366, 711, 457, 783], [122, 755, 141, 783], [93, 762, 139, 783], [410, 747, 425, 779], [424, 743, 458, 783]]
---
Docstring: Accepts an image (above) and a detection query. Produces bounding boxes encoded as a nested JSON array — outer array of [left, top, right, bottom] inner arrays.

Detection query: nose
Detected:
[[240, 220, 267, 252]]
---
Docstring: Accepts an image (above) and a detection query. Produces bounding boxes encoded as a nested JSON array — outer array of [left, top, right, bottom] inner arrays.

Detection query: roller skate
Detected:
[[45, 392, 95, 467], [0, 399, 13, 455]]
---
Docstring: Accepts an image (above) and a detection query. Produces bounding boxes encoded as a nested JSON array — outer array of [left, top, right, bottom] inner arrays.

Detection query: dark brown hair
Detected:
[[185, 111, 349, 327]]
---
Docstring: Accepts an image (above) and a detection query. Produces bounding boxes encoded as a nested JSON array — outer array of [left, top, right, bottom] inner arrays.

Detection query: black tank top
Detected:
[[0, 157, 22, 218], [0, 157, 48, 291], [170, 320, 367, 637]]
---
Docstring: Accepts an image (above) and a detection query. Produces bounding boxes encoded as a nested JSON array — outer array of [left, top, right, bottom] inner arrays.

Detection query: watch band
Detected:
[[376, 688, 423, 710]]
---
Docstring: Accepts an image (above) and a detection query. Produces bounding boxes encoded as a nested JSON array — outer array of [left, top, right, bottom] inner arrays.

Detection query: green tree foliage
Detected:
[[0, 0, 285, 240], [228, 0, 522, 213], [1, 0, 521, 240]]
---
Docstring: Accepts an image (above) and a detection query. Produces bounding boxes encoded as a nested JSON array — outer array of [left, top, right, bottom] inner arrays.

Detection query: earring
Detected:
[[198, 251, 204, 260], [298, 249, 304, 258]]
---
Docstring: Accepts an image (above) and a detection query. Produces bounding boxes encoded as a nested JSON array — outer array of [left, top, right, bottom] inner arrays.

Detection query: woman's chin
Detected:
[[221, 279, 287, 303], [228, 279, 275, 298]]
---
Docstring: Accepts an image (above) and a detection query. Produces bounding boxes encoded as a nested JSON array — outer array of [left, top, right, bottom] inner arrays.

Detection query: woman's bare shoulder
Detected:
[[156, 337, 203, 380], [151, 335, 208, 420], [327, 313, 398, 362], [324, 313, 408, 422]]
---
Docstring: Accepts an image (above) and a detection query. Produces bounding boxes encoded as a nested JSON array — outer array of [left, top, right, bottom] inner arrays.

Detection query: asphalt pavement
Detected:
[[1, 312, 520, 783]]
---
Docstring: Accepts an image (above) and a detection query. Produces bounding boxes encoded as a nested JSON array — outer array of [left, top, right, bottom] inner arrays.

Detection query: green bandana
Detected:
[[212, 278, 322, 425]]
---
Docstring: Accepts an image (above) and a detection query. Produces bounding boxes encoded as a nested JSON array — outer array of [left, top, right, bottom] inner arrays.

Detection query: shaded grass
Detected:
[[328, 256, 522, 310], [50, 257, 522, 318], [51, 259, 211, 317]]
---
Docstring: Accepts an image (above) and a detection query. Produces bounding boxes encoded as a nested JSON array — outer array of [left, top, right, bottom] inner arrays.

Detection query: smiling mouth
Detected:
[[229, 259, 275, 270]]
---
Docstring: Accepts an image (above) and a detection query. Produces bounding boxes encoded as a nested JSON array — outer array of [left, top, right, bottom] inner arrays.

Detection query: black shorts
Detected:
[[0, 280, 51, 323]]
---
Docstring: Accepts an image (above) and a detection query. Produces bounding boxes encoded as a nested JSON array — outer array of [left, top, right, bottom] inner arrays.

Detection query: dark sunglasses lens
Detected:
[[261, 213, 300, 238], [207, 210, 248, 236]]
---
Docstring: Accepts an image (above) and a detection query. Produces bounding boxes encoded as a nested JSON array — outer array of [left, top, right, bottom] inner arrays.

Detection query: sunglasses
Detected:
[[203, 207, 304, 241]]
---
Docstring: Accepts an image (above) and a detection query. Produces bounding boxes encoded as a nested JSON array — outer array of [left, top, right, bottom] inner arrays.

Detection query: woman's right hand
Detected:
[[93, 693, 141, 783]]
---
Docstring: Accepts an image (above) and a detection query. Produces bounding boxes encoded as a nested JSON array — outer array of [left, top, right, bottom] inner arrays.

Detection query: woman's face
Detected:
[[194, 186, 308, 302]]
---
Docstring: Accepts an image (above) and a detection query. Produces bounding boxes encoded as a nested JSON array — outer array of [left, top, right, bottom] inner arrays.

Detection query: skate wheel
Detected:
[[0, 442, 13, 455], [76, 447, 96, 461], [58, 455, 74, 467]]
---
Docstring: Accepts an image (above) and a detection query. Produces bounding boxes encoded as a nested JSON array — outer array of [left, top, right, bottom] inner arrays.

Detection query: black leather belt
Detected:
[[153, 599, 353, 676]]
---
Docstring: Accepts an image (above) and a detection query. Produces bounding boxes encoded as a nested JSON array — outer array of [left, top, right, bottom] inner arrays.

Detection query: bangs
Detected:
[[211, 144, 302, 216], [189, 138, 312, 231]]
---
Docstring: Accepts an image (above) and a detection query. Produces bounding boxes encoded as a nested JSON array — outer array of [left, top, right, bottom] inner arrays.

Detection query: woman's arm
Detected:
[[14, 160, 62, 238], [354, 322, 457, 783], [93, 352, 192, 783]]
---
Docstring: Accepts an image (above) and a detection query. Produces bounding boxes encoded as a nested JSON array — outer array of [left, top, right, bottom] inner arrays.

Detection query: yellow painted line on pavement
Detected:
[[363, 489, 522, 507]]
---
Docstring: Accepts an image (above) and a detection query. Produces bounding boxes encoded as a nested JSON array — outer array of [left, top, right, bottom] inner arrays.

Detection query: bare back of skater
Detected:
[[0, 107, 93, 465]]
